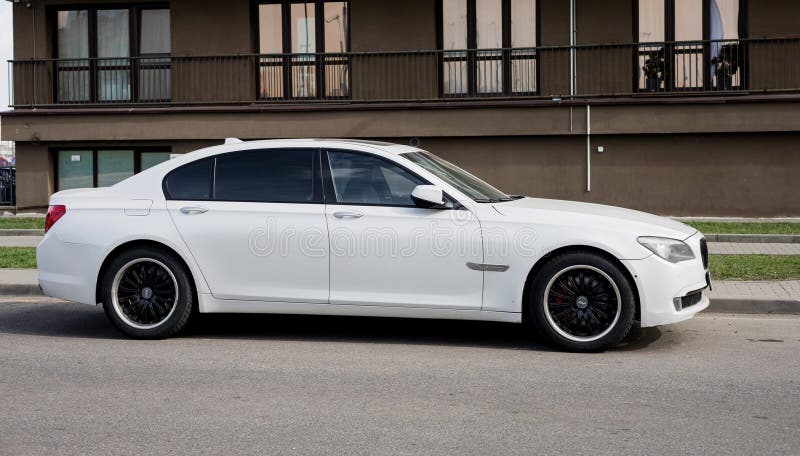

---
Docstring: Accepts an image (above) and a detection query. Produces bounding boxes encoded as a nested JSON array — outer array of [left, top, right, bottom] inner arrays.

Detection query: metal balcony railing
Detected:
[[7, 38, 800, 108]]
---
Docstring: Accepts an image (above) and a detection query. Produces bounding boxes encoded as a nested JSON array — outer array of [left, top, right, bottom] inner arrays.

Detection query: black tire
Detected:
[[101, 246, 194, 339], [528, 251, 636, 352]]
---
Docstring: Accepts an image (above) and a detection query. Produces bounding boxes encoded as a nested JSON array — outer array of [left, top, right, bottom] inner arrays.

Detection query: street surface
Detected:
[[0, 297, 798, 455]]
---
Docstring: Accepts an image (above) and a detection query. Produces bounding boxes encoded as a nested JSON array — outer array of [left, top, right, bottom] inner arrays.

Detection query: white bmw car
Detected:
[[38, 139, 710, 351]]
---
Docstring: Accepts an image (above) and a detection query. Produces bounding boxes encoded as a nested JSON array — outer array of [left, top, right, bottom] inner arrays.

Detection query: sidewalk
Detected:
[[0, 236, 43, 248], [0, 269, 798, 314], [708, 242, 800, 255], [708, 280, 800, 314], [0, 269, 40, 295]]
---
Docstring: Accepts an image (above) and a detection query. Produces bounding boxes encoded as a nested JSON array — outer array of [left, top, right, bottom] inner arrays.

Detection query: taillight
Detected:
[[44, 205, 67, 234]]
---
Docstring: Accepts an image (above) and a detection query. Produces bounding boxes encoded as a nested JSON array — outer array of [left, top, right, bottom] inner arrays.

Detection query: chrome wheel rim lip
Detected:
[[543, 264, 622, 343], [111, 258, 179, 330]]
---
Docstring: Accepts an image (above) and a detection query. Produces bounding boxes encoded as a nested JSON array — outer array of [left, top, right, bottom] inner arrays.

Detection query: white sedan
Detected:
[[37, 139, 710, 351]]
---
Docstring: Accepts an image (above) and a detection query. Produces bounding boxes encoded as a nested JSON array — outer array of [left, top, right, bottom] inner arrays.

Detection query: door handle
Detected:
[[179, 206, 208, 215], [333, 210, 364, 219]]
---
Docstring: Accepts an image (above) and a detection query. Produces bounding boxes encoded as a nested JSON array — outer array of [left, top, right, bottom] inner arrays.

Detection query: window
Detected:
[[55, 148, 172, 191], [637, 0, 746, 92], [140, 152, 172, 171], [258, 1, 350, 100], [57, 150, 93, 190], [54, 5, 171, 103], [439, 0, 538, 96], [164, 159, 213, 201], [327, 151, 425, 207], [97, 150, 134, 187], [214, 149, 318, 203]]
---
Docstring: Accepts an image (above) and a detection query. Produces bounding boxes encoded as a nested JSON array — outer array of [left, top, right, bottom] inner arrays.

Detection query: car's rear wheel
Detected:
[[529, 251, 635, 352], [101, 247, 194, 339]]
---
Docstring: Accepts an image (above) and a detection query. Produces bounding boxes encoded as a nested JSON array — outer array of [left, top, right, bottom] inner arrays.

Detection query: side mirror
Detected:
[[411, 185, 446, 209]]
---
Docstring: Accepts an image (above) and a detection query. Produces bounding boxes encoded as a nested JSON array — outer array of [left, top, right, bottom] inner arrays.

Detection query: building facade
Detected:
[[1, 0, 799, 215]]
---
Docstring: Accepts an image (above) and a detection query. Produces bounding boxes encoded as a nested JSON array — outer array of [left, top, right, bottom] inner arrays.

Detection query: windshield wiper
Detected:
[[494, 195, 525, 202], [475, 195, 524, 203]]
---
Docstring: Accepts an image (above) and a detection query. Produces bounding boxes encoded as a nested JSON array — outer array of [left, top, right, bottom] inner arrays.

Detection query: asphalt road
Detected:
[[1, 298, 798, 456]]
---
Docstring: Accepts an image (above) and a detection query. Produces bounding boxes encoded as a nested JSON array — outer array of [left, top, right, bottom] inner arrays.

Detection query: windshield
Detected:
[[402, 151, 516, 203]]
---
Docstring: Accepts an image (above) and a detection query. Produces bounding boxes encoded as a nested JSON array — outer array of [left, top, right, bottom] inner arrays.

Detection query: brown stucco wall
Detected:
[[350, 0, 436, 52], [171, 0, 252, 55], [14, 143, 53, 211], [749, 0, 800, 38], [538, 0, 571, 96], [397, 133, 800, 217], [6, 100, 800, 143], [575, 0, 633, 95]]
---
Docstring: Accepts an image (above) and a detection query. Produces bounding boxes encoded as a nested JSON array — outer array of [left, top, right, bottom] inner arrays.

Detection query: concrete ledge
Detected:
[[705, 233, 800, 243], [708, 298, 800, 315], [0, 284, 43, 296], [0, 229, 44, 237]]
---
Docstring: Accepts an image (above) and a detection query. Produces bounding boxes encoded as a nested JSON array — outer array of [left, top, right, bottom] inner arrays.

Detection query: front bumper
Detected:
[[622, 232, 710, 327]]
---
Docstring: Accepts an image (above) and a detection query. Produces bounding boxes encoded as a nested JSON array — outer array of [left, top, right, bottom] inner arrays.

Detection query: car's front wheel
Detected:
[[529, 251, 636, 352], [101, 246, 194, 339]]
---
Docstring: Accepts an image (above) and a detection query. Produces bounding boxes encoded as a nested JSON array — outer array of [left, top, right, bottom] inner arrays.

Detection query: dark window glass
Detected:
[[164, 158, 213, 200], [328, 151, 424, 206], [214, 149, 316, 203]]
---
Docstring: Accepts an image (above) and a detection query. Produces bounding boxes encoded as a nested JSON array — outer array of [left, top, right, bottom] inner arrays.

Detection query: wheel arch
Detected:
[[521, 245, 642, 322], [95, 239, 199, 305]]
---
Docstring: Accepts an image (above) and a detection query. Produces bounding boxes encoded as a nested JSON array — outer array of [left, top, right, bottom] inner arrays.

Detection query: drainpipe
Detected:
[[586, 104, 591, 192], [570, 0, 576, 99], [568, 0, 576, 132], [30, 1, 37, 104]]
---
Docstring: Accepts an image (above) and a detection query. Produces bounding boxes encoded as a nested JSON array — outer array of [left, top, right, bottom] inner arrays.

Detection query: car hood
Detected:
[[492, 197, 697, 240]]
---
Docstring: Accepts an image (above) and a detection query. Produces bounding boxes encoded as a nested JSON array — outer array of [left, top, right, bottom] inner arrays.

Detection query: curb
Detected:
[[708, 298, 800, 315], [0, 229, 44, 237], [705, 233, 800, 244], [0, 284, 43, 296]]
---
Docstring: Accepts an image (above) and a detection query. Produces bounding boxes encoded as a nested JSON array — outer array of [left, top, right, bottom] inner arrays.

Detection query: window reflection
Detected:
[[442, 0, 538, 96], [258, 1, 350, 100]]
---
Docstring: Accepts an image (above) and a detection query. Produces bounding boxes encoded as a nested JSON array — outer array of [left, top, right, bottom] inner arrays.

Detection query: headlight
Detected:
[[637, 236, 695, 263]]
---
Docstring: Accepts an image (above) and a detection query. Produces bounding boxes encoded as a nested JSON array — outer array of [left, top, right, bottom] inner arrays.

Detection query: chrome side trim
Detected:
[[466, 262, 510, 272]]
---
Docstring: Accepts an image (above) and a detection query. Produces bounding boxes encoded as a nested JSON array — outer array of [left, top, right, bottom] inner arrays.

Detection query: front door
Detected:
[[166, 148, 329, 303], [323, 149, 483, 309]]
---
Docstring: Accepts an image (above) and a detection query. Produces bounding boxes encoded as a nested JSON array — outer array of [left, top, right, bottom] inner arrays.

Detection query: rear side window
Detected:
[[214, 149, 318, 203], [163, 158, 213, 200]]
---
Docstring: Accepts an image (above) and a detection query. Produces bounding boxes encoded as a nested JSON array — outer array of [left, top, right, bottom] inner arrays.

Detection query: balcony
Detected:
[[8, 38, 800, 108]]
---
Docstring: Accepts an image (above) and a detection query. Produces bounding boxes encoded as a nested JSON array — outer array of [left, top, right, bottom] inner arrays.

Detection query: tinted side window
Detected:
[[328, 151, 424, 206], [214, 149, 317, 203], [164, 158, 213, 200]]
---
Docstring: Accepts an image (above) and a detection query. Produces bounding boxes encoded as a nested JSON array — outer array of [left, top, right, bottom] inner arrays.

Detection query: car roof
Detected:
[[202, 138, 422, 157]]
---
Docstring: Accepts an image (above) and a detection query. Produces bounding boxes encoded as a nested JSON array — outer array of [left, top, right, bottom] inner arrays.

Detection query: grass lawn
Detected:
[[0, 247, 37, 269], [709, 255, 800, 281], [685, 221, 800, 235], [0, 218, 45, 230]]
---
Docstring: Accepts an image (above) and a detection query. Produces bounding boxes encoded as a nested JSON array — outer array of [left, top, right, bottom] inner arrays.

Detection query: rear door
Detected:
[[166, 148, 329, 303]]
